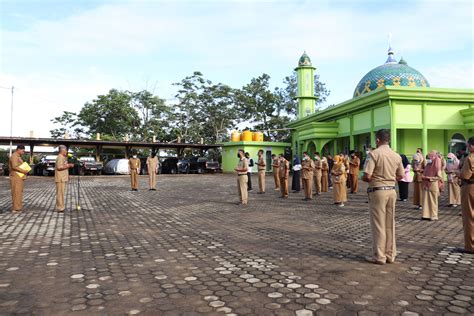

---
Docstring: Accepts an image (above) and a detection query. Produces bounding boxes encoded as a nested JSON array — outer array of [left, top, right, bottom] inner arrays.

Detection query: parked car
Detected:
[[160, 157, 179, 174], [178, 157, 220, 174], [103, 159, 130, 175], [35, 155, 58, 176], [78, 157, 103, 175]]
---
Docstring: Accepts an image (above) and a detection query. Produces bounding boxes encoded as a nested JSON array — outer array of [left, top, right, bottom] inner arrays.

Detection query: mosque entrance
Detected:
[[307, 141, 316, 156], [448, 133, 467, 156]]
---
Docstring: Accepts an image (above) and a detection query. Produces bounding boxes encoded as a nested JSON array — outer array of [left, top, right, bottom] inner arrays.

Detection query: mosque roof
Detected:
[[298, 51, 312, 67], [353, 47, 430, 98]]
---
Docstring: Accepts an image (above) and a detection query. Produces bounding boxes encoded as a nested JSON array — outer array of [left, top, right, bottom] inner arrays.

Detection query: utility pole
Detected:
[[9, 86, 14, 157]]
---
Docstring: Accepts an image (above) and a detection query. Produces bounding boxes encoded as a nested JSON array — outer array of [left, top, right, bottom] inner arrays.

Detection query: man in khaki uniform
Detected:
[[412, 149, 425, 209], [9, 145, 28, 212], [279, 154, 289, 198], [55, 145, 74, 212], [256, 149, 266, 194], [301, 152, 314, 201], [363, 129, 404, 265], [129, 154, 141, 191], [459, 136, 474, 253], [272, 154, 280, 190], [235, 149, 248, 205], [349, 152, 360, 193], [146, 152, 159, 191], [313, 152, 322, 195]]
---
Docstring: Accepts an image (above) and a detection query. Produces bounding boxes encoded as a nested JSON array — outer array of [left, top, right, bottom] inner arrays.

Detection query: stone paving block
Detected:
[[0, 174, 472, 314]]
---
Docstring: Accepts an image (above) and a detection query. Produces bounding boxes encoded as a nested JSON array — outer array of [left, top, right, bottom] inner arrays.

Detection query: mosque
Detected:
[[288, 47, 474, 159], [221, 46, 473, 172]]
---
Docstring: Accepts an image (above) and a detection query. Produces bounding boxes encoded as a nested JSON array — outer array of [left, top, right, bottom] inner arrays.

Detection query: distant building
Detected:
[[288, 47, 474, 157]]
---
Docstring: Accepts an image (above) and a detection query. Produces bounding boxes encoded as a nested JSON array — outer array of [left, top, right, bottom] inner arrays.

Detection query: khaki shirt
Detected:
[[460, 153, 474, 181], [301, 158, 314, 180], [147, 156, 158, 172], [129, 158, 141, 172], [279, 159, 289, 179], [237, 157, 248, 175], [55, 155, 69, 183], [364, 144, 404, 188], [321, 160, 328, 172], [349, 156, 360, 175], [257, 155, 266, 171], [272, 157, 280, 170], [9, 151, 24, 180], [412, 156, 426, 182]]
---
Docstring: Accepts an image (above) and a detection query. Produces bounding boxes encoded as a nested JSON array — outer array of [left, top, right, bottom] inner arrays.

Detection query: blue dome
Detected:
[[353, 49, 430, 98]]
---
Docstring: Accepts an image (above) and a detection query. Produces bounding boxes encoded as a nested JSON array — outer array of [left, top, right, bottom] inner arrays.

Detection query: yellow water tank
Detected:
[[252, 132, 263, 141], [231, 131, 241, 142], [241, 130, 253, 141]]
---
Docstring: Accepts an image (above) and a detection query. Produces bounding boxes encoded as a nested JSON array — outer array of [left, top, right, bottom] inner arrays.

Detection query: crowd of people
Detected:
[[234, 130, 474, 261]]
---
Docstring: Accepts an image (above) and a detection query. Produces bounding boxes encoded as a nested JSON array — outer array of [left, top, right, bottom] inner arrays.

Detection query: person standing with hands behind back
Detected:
[[146, 152, 159, 191], [129, 153, 141, 191], [256, 149, 266, 194], [271, 154, 280, 191], [245, 152, 254, 192], [55, 145, 74, 212], [235, 149, 249, 205], [279, 154, 290, 199], [363, 129, 404, 265]]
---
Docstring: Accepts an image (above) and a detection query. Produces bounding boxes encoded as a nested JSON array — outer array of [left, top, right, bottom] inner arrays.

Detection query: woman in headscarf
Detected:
[[421, 150, 443, 220], [398, 154, 412, 201], [331, 155, 347, 207], [291, 154, 301, 193], [321, 156, 329, 192], [446, 152, 461, 207], [412, 152, 425, 209], [439, 152, 447, 193]]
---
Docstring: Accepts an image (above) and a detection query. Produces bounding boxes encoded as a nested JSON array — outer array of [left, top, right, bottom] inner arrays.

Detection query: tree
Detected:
[[50, 111, 84, 139]]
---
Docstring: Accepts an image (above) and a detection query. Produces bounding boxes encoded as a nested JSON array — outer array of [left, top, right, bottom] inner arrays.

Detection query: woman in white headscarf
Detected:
[[446, 152, 461, 207]]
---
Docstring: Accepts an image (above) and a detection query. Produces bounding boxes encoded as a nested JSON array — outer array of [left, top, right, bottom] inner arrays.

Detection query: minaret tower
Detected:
[[295, 51, 318, 119]]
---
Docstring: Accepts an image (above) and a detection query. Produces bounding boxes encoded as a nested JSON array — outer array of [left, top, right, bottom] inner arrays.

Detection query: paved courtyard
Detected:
[[0, 174, 472, 315]]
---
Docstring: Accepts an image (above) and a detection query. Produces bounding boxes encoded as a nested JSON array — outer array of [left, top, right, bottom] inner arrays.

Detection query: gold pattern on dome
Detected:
[[408, 76, 416, 87], [362, 80, 371, 93], [392, 77, 401, 86], [354, 88, 361, 96], [377, 78, 385, 88]]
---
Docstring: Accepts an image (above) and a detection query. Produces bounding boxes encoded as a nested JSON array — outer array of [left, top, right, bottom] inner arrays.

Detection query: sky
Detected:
[[1, 0, 473, 139]]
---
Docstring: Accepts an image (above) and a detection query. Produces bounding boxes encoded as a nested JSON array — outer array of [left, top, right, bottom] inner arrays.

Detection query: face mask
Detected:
[[447, 159, 453, 163], [366, 151, 370, 155], [426, 159, 432, 164], [133, 155, 137, 159]]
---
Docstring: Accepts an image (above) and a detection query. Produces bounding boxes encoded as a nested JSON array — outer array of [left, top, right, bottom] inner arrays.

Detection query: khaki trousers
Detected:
[[56, 181, 67, 211], [461, 183, 474, 252], [10, 177, 24, 211], [351, 173, 359, 193], [421, 182, 439, 220], [313, 172, 321, 194], [321, 173, 328, 192], [413, 181, 423, 206], [130, 170, 138, 189], [237, 175, 248, 204], [303, 178, 312, 199], [258, 170, 265, 193], [448, 181, 461, 205], [273, 168, 280, 189], [149, 171, 157, 189], [368, 189, 397, 263], [280, 177, 288, 197]]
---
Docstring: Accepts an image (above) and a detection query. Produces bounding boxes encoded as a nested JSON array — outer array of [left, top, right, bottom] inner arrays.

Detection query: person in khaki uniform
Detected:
[[271, 154, 280, 191], [146, 153, 159, 191], [55, 145, 74, 212], [363, 129, 404, 265], [349, 152, 360, 194], [446, 153, 461, 207], [301, 152, 314, 201], [421, 151, 443, 221], [331, 156, 347, 207], [321, 157, 329, 192], [459, 136, 474, 253], [256, 149, 266, 194], [412, 150, 425, 209], [343, 153, 351, 189], [129, 154, 141, 191], [235, 149, 249, 205], [313, 152, 322, 195], [279, 154, 289, 198], [9, 145, 28, 213]]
